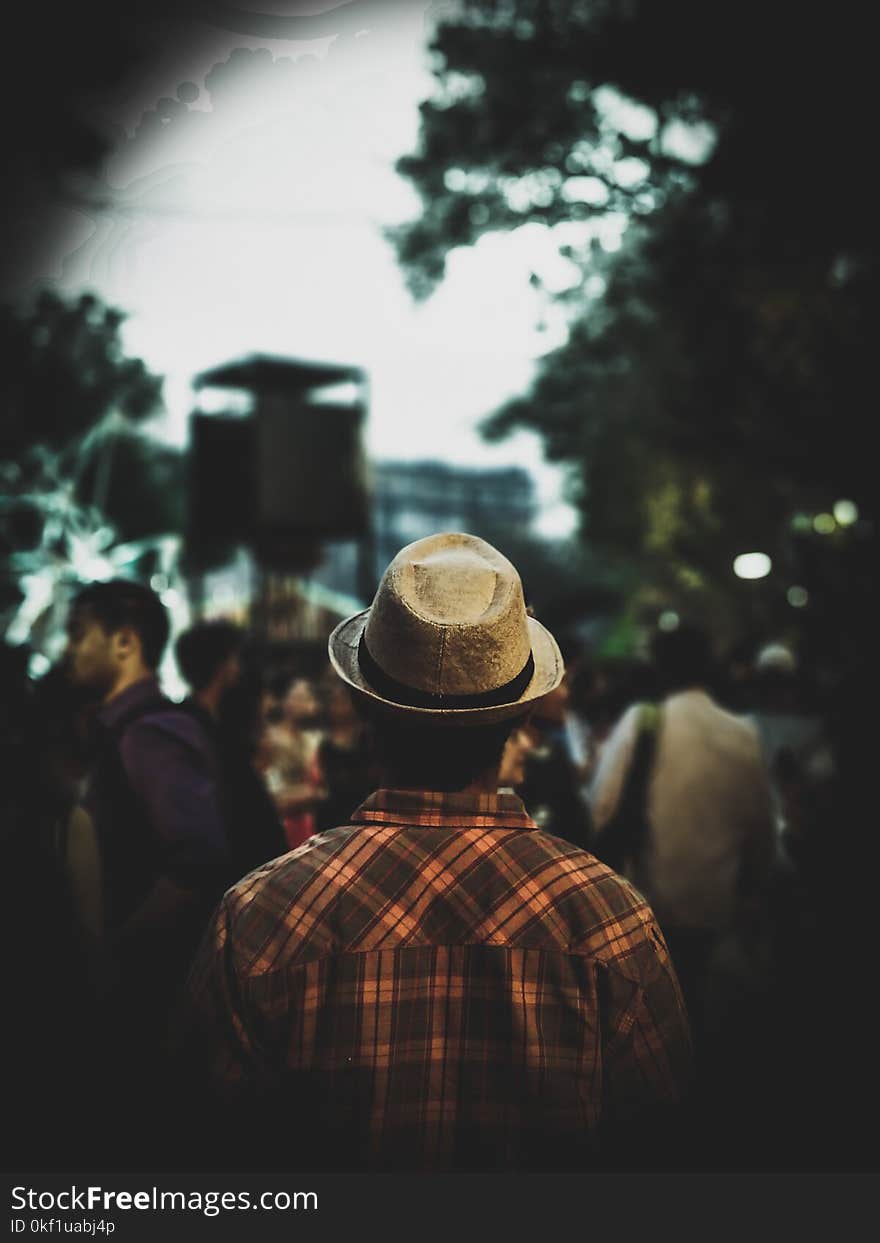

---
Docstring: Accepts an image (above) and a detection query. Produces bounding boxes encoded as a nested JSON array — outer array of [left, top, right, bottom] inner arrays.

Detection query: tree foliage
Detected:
[[2, 291, 163, 456], [395, 0, 872, 291], [1, 290, 183, 629], [393, 0, 875, 652]]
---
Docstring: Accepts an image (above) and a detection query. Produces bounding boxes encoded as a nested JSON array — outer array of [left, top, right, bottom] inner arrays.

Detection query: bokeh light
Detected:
[[733, 552, 771, 580], [833, 499, 858, 526]]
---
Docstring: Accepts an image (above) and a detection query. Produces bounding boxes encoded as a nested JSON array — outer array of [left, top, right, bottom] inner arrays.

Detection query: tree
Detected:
[[2, 290, 162, 457], [0, 290, 183, 647], [392, 0, 875, 657], [394, 0, 872, 292]]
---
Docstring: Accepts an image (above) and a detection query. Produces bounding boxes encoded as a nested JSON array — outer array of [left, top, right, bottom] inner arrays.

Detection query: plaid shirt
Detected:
[[179, 788, 691, 1171]]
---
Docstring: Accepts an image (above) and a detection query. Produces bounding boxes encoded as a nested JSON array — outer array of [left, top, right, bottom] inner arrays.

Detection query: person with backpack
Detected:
[[62, 580, 229, 1162], [589, 624, 777, 1046], [174, 618, 287, 881]]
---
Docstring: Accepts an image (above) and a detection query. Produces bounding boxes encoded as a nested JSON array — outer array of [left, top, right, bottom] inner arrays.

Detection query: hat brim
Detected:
[[328, 610, 564, 727]]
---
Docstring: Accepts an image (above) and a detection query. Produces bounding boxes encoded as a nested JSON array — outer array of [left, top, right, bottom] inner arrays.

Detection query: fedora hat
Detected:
[[328, 532, 563, 725]]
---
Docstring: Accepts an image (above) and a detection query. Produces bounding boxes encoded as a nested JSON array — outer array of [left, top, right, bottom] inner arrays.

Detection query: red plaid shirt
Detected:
[[179, 789, 692, 1170]]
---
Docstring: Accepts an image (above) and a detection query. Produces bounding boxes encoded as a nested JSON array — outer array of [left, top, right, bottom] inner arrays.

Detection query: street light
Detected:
[[733, 552, 772, 580]]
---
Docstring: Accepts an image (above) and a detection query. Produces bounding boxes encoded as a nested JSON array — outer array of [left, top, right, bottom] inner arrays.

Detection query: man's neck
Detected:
[[380, 769, 501, 796], [103, 668, 155, 705]]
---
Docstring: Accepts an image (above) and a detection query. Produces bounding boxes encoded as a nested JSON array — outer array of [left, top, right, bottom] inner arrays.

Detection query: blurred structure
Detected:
[[185, 352, 371, 672], [189, 353, 369, 565], [370, 460, 536, 580]]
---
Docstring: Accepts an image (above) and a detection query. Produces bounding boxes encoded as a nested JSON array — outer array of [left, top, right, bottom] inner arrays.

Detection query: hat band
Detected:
[[357, 632, 535, 710]]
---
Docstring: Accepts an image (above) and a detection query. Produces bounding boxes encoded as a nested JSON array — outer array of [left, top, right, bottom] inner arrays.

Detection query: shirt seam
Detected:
[[236, 938, 646, 980]]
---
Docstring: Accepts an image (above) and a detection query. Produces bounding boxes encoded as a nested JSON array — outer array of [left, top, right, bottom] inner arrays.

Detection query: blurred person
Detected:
[[563, 659, 601, 787], [589, 623, 777, 1046], [566, 656, 655, 785], [63, 582, 229, 986], [745, 641, 835, 871], [313, 674, 377, 832], [256, 679, 283, 731], [175, 620, 287, 880], [517, 674, 593, 849], [732, 642, 832, 1088], [259, 674, 326, 849], [175, 533, 691, 1172], [578, 657, 660, 754], [25, 662, 106, 980], [62, 579, 229, 1164], [0, 644, 102, 1167], [175, 618, 243, 722], [497, 721, 535, 791]]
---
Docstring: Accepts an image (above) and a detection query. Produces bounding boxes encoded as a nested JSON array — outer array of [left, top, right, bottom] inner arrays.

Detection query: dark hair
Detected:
[[175, 620, 243, 691], [70, 580, 170, 671], [360, 702, 526, 792], [650, 623, 713, 693]]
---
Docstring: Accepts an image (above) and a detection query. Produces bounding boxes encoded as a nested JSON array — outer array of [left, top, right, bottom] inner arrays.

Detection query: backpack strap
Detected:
[[107, 692, 179, 740], [626, 702, 662, 817], [594, 702, 663, 874]]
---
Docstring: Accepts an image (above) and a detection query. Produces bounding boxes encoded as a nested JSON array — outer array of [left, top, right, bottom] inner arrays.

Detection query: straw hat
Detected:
[[328, 532, 563, 726]]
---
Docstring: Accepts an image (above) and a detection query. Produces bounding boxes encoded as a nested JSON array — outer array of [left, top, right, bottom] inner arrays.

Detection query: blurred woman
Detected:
[[258, 676, 326, 850]]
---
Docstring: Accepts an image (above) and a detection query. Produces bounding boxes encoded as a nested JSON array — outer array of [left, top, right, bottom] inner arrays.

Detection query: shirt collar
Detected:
[[350, 787, 538, 831], [98, 675, 163, 729]]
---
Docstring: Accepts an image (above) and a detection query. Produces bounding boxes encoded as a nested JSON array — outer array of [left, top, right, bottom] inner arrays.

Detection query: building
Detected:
[[370, 459, 537, 579]]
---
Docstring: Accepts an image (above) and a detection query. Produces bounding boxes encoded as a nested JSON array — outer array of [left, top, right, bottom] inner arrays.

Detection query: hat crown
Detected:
[[364, 533, 531, 698], [400, 544, 506, 623]]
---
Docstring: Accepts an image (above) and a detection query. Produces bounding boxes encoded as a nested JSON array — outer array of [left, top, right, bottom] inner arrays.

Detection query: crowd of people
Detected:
[[0, 531, 859, 1174]]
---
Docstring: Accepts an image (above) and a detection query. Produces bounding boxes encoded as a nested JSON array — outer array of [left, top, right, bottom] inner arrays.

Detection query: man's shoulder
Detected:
[[117, 697, 216, 766], [219, 821, 661, 978], [224, 822, 364, 892], [667, 690, 762, 751], [520, 835, 676, 984]]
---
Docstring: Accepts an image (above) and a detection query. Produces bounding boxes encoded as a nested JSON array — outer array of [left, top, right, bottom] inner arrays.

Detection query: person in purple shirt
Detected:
[[63, 581, 230, 1032]]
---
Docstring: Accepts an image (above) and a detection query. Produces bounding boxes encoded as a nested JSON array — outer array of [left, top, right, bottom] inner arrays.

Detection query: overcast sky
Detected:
[[24, 0, 585, 538]]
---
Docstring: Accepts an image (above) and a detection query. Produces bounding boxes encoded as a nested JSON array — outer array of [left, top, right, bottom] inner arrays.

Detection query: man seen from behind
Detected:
[[177, 534, 692, 1171]]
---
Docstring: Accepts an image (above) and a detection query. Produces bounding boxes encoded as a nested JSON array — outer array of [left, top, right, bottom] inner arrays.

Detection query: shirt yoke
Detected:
[[220, 824, 665, 986]]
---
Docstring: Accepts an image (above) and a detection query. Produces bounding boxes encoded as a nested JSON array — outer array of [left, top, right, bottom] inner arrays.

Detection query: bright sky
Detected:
[[30, 0, 584, 539]]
